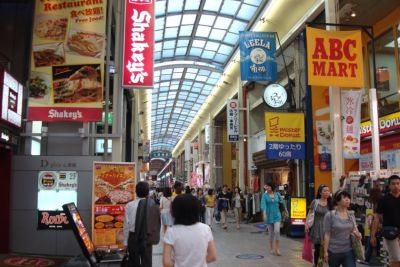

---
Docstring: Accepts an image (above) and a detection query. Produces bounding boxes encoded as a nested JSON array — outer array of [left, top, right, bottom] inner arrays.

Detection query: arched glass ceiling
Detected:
[[151, 0, 267, 152]]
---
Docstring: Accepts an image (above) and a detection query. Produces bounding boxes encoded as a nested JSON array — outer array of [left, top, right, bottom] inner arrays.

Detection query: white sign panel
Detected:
[[359, 149, 400, 171], [227, 99, 239, 142]]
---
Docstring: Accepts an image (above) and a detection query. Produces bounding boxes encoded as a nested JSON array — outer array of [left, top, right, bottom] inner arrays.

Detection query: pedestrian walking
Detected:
[[323, 190, 361, 267], [197, 188, 206, 223], [305, 184, 333, 266], [162, 194, 217, 267], [260, 182, 286, 256], [370, 175, 400, 267], [205, 189, 216, 228], [160, 187, 173, 234], [217, 185, 231, 229], [123, 181, 161, 267], [232, 186, 244, 229]]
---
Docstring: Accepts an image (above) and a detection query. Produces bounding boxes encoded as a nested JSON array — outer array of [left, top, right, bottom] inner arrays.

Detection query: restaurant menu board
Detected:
[[28, 0, 107, 122], [93, 162, 135, 248]]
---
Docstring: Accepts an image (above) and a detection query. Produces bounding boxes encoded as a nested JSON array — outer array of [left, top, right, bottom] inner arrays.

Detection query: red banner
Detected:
[[122, 0, 154, 88], [28, 107, 102, 122]]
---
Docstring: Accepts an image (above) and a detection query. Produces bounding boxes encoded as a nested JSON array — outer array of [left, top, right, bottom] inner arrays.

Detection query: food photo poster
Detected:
[[28, 0, 106, 122]]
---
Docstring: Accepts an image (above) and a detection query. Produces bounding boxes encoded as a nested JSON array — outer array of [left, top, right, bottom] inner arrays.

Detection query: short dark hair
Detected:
[[163, 187, 172, 198], [173, 181, 183, 189], [171, 194, 199, 225], [208, 189, 214, 195], [136, 181, 149, 198], [388, 175, 400, 184], [333, 190, 351, 205], [266, 182, 276, 191]]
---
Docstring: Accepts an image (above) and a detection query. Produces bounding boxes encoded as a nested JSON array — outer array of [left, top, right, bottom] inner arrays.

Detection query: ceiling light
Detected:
[[350, 11, 356, 17]]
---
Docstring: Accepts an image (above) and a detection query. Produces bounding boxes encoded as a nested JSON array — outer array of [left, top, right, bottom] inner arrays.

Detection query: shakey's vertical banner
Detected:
[[306, 27, 364, 88], [28, 0, 106, 122], [122, 0, 154, 88]]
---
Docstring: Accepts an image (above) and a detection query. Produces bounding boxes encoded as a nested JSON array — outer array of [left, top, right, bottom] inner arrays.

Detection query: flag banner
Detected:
[[122, 0, 154, 88], [341, 89, 363, 159], [227, 99, 240, 142], [306, 27, 364, 88], [265, 112, 305, 159], [239, 31, 277, 81], [28, 0, 107, 122]]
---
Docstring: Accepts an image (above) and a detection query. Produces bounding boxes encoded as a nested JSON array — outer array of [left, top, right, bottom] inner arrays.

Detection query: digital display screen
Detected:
[[63, 203, 95, 255]]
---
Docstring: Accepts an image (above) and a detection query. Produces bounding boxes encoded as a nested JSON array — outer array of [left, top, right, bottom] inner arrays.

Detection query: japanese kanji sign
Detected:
[[227, 99, 240, 142], [265, 112, 305, 159], [341, 89, 362, 159]]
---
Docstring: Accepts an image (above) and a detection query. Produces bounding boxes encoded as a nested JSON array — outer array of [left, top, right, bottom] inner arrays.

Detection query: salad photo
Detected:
[[28, 72, 50, 100]]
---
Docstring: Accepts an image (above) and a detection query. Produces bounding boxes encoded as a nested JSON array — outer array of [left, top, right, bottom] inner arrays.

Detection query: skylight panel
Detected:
[[185, 72, 196, 80], [219, 44, 233, 55], [177, 40, 190, 47], [214, 54, 228, 63], [209, 29, 226, 41], [193, 40, 206, 48], [199, 14, 216, 26], [155, 52, 161, 61], [230, 20, 247, 33], [197, 75, 208, 82], [182, 14, 196, 25], [155, 30, 163, 42], [172, 72, 183, 79], [184, 0, 201, 11], [155, 17, 165, 31], [204, 0, 222, 12], [237, 4, 257, 20], [163, 41, 176, 49], [215, 17, 232, 29], [221, 1, 240, 16], [196, 25, 211, 38], [179, 25, 194, 37], [175, 47, 188, 56], [155, 1, 166, 16], [165, 28, 178, 39], [205, 41, 220, 51], [166, 15, 182, 27], [167, 0, 184, 13], [224, 32, 239, 45]]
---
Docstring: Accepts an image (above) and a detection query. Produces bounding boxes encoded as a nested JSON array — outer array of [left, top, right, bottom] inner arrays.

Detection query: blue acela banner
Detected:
[[239, 31, 277, 81]]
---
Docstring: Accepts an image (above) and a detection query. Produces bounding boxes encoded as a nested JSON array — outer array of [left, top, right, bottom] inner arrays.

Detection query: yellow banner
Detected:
[[265, 112, 305, 142], [306, 27, 364, 88], [290, 198, 307, 219]]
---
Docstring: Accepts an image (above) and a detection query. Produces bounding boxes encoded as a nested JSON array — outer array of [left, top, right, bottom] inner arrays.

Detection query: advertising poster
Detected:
[[290, 197, 306, 220], [341, 90, 363, 159], [239, 31, 277, 81], [92, 162, 135, 248], [0, 69, 23, 128], [122, 0, 154, 88], [37, 171, 78, 230], [28, 0, 107, 122], [265, 112, 305, 159], [227, 99, 239, 142], [306, 27, 364, 88]]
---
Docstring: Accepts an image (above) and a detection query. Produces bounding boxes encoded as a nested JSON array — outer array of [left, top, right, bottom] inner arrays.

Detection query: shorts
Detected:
[[383, 238, 400, 262]]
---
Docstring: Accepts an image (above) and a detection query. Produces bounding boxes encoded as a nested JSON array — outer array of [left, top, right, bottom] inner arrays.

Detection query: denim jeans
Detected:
[[328, 250, 356, 267]]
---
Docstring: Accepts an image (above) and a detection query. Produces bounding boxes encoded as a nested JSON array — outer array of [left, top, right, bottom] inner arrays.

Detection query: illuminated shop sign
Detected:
[[0, 69, 23, 127], [227, 99, 239, 142], [122, 0, 154, 88], [360, 111, 400, 137]]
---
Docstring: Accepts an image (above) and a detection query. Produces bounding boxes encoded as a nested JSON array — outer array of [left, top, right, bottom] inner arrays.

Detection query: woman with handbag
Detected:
[[260, 182, 285, 256], [323, 190, 362, 267], [305, 184, 333, 266]]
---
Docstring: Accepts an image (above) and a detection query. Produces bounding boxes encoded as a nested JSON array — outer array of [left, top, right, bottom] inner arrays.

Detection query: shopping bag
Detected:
[[351, 232, 365, 261], [302, 232, 313, 263]]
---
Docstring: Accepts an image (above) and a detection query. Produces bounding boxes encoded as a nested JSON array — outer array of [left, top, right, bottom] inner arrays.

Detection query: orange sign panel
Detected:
[[306, 27, 364, 88]]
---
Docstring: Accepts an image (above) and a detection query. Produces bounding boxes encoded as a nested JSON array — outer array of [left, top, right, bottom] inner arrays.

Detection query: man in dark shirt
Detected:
[[217, 184, 231, 229], [371, 175, 400, 267]]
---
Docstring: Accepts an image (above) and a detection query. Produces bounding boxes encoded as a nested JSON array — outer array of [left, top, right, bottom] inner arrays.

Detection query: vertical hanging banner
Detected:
[[239, 31, 277, 81], [28, 0, 107, 122], [341, 90, 363, 159], [92, 162, 135, 249], [227, 99, 239, 142], [122, 0, 154, 88], [306, 27, 364, 88], [265, 112, 305, 159]]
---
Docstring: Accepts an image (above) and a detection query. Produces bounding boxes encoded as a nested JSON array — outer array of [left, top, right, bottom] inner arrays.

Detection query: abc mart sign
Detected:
[[360, 111, 400, 137]]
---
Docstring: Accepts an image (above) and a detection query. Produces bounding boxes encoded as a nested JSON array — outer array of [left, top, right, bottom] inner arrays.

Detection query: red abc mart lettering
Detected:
[[311, 38, 358, 78]]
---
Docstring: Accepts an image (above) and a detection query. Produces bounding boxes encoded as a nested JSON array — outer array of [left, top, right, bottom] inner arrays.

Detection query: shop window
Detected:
[[368, 27, 399, 117]]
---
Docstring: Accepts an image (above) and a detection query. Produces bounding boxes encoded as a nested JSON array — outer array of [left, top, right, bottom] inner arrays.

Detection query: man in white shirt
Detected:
[[123, 181, 161, 267]]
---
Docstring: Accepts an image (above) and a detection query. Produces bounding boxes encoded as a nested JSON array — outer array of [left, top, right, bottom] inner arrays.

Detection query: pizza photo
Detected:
[[52, 64, 103, 103], [66, 29, 104, 58], [35, 16, 68, 41]]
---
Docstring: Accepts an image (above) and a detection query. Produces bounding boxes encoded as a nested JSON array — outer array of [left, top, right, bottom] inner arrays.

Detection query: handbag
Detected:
[[350, 215, 365, 261], [306, 199, 319, 228], [382, 226, 399, 240], [302, 232, 313, 263]]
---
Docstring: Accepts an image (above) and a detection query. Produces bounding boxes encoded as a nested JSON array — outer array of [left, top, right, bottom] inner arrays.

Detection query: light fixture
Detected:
[[350, 11, 356, 17]]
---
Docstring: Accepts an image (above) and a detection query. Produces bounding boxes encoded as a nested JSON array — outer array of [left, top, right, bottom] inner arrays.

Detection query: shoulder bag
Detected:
[[382, 226, 399, 240], [350, 214, 365, 261], [306, 199, 319, 228]]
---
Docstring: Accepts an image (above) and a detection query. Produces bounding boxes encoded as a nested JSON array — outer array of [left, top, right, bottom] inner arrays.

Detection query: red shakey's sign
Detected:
[[122, 0, 154, 88]]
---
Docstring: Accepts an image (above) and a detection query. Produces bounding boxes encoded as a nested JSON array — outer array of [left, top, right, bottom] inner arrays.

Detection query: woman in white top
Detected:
[[163, 194, 217, 267], [232, 186, 244, 229], [160, 187, 173, 233]]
